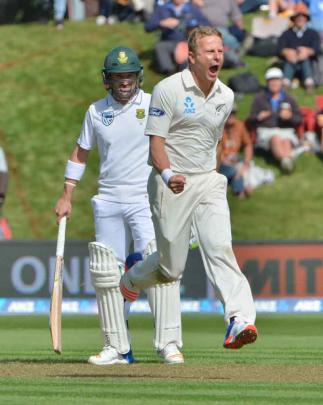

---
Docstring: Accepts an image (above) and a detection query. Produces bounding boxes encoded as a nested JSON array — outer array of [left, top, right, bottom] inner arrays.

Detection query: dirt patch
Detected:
[[0, 363, 322, 383]]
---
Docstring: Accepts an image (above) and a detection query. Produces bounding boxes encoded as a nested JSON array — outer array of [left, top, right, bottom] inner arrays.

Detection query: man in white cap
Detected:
[[247, 67, 302, 174]]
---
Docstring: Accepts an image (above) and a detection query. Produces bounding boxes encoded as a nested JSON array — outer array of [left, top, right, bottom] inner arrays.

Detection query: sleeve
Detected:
[[77, 107, 97, 150], [230, 0, 243, 23], [277, 30, 290, 56], [247, 95, 262, 126], [145, 82, 174, 138], [310, 30, 321, 57], [144, 6, 163, 32]]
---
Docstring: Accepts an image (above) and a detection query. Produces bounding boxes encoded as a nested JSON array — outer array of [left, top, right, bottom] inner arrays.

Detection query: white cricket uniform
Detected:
[[79, 89, 182, 354], [77, 89, 155, 261], [133, 69, 256, 325]]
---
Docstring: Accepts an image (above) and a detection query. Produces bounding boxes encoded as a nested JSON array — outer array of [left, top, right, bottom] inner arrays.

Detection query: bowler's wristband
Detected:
[[161, 168, 174, 186]]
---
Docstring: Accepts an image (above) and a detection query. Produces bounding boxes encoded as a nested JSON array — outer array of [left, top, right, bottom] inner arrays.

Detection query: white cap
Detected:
[[265, 67, 283, 80]]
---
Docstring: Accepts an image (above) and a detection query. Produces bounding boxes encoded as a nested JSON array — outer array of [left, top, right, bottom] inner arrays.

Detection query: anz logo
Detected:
[[183, 96, 195, 114]]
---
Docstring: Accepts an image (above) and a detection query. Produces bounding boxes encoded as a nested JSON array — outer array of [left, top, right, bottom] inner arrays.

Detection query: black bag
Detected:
[[227, 72, 261, 94], [248, 37, 278, 57]]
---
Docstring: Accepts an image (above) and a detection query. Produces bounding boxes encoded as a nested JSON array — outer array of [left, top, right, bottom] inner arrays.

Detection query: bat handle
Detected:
[[56, 216, 67, 257]]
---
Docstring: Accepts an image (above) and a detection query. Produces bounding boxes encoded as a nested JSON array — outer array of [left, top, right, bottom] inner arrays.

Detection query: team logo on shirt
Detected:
[[102, 111, 114, 126], [149, 107, 165, 116], [136, 109, 145, 119], [184, 96, 195, 114], [215, 104, 227, 115]]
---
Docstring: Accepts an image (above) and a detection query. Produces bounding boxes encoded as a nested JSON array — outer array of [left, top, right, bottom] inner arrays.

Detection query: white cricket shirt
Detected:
[[77, 89, 151, 202], [145, 69, 234, 174]]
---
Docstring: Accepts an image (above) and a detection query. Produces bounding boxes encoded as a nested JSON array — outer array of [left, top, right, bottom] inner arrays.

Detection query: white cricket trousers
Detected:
[[148, 169, 256, 325], [91, 196, 155, 262]]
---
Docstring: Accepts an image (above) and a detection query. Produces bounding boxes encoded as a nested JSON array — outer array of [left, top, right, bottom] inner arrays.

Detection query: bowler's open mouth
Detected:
[[209, 65, 219, 74]]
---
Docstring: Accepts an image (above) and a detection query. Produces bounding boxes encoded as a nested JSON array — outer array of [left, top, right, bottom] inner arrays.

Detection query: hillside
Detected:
[[0, 20, 323, 240]]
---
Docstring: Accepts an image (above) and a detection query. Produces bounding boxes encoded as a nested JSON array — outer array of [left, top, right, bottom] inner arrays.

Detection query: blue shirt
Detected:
[[144, 1, 210, 42]]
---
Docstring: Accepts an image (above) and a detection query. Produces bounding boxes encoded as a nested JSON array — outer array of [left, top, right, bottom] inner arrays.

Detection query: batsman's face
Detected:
[[189, 35, 224, 84], [110, 72, 138, 104]]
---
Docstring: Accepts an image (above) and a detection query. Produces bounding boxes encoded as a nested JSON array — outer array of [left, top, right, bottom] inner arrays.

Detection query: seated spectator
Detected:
[[200, 0, 251, 66], [96, 0, 134, 25], [144, 0, 210, 74], [304, 109, 323, 153], [201, 0, 247, 46], [53, 0, 67, 29], [247, 67, 302, 174], [218, 105, 254, 198], [277, 3, 320, 92]]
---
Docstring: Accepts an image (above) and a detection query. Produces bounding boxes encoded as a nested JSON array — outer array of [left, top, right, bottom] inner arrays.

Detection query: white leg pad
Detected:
[[146, 280, 182, 351], [89, 242, 130, 354]]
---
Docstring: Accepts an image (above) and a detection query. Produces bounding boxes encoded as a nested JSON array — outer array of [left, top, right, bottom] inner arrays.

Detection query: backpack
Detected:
[[227, 72, 261, 94], [248, 37, 278, 57]]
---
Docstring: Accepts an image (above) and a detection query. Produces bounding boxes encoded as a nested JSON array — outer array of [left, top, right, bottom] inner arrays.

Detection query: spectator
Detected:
[[247, 67, 302, 174], [53, 0, 67, 29], [218, 105, 254, 198], [200, 0, 251, 66], [96, 0, 115, 25], [315, 109, 323, 152], [305, 109, 323, 153], [144, 0, 210, 74], [277, 3, 321, 92], [200, 0, 246, 46], [96, 0, 134, 25]]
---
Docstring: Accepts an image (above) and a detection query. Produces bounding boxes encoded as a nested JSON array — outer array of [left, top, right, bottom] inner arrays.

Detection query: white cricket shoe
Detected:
[[88, 347, 134, 365], [158, 343, 184, 364], [223, 320, 258, 349]]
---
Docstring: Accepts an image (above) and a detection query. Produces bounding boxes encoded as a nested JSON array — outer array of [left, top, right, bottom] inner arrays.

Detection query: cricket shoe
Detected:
[[120, 252, 142, 302], [223, 320, 258, 349], [158, 343, 184, 365], [88, 347, 135, 365]]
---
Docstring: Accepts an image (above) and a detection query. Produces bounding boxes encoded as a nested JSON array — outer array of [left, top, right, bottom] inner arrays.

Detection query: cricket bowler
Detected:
[[120, 27, 258, 350]]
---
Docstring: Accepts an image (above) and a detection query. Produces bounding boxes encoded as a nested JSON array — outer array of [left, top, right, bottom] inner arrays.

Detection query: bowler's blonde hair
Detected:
[[188, 26, 223, 53]]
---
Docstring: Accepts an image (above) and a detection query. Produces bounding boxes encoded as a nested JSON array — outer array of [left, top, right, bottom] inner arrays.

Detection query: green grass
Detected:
[[0, 314, 323, 404], [0, 20, 323, 240]]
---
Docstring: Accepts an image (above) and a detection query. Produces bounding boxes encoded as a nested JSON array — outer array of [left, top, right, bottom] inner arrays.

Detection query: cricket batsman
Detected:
[[54, 46, 183, 364]]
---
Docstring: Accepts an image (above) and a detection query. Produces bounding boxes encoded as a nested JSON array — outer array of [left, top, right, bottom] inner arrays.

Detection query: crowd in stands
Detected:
[[1, 0, 323, 200]]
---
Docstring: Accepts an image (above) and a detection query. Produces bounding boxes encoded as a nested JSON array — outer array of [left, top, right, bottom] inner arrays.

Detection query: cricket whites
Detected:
[[49, 216, 67, 354]]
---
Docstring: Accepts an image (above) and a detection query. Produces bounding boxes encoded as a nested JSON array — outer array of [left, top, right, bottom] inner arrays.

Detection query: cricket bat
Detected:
[[49, 216, 67, 355]]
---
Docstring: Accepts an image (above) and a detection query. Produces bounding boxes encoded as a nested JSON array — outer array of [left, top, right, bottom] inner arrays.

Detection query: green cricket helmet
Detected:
[[102, 47, 143, 102]]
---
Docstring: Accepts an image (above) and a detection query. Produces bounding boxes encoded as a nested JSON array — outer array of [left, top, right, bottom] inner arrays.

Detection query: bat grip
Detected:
[[56, 216, 67, 257]]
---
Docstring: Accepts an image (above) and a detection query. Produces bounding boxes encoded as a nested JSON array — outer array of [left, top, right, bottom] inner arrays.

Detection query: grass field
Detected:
[[0, 19, 323, 240], [0, 314, 323, 404]]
